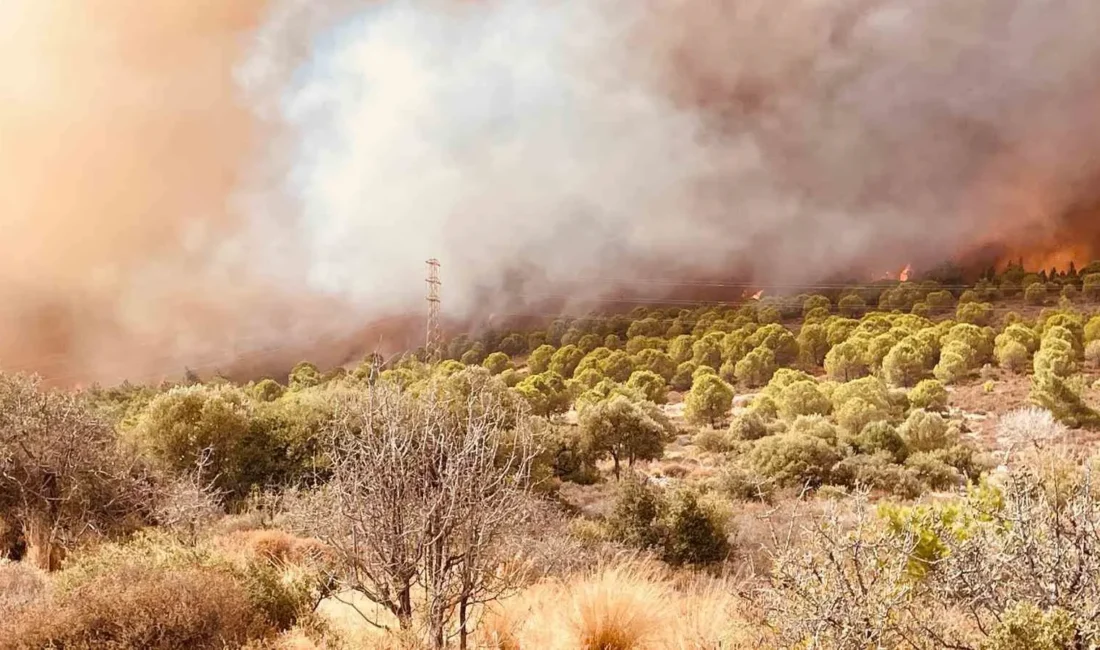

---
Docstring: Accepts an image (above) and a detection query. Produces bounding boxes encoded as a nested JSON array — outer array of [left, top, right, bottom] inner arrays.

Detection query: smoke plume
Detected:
[[2, 0, 1100, 383]]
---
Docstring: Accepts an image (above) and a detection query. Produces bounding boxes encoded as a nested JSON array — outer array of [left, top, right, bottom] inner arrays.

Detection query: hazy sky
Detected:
[[1, 0, 1099, 383]]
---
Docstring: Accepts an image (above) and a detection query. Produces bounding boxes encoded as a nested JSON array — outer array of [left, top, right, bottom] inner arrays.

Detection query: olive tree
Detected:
[[578, 396, 671, 479]]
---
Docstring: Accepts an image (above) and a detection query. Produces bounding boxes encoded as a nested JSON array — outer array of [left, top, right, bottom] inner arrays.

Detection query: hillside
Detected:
[[3, 262, 1100, 648]]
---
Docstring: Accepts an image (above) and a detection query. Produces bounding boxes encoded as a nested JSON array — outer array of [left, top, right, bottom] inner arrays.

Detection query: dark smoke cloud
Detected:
[[2, 0, 1100, 383]]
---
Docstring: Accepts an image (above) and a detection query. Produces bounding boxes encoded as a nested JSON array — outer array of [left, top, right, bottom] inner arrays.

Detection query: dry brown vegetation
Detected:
[[5, 267, 1100, 648]]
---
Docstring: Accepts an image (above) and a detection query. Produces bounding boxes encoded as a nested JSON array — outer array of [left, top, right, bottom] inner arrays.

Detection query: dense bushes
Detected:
[[748, 433, 841, 488], [0, 533, 318, 649], [608, 476, 730, 567]]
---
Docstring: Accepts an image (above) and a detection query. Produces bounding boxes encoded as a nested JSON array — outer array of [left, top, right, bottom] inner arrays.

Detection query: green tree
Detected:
[[671, 361, 698, 392], [824, 339, 870, 381], [600, 350, 636, 383], [288, 362, 322, 391], [667, 335, 696, 364], [934, 340, 974, 384], [482, 352, 513, 375], [513, 372, 571, 418], [1083, 273, 1100, 301], [548, 345, 585, 378], [685, 373, 735, 426], [838, 294, 867, 317], [749, 433, 840, 487], [882, 336, 932, 387], [578, 396, 669, 478], [1025, 283, 1048, 306], [734, 346, 777, 388], [749, 324, 800, 366], [633, 348, 677, 382], [908, 379, 948, 413], [898, 409, 952, 452], [626, 370, 668, 404], [527, 344, 555, 374], [251, 379, 285, 402], [130, 384, 291, 500], [797, 323, 831, 367], [956, 301, 993, 326], [1029, 372, 1100, 429], [777, 381, 831, 421], [803, 295, 832, 316]]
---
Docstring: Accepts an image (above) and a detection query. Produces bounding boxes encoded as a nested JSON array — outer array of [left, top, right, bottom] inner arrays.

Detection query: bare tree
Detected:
[[0, 373, 150, 570], [762, 493, 963, 649], [291, 371, 535, 648], [933, 462, 1100, 647], [152, 448, 224, 546]]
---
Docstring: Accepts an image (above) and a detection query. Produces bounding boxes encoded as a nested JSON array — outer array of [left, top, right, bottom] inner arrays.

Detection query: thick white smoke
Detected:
[[3, 0, 1100, 382], [250, 0, 1100, 321]]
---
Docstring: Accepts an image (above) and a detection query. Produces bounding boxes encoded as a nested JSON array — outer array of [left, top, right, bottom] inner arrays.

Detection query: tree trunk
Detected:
[[612, 452, 620, 480], [459, 594, 469, 650], [24, 514, 61, 572], [397, 582, 414, 630]]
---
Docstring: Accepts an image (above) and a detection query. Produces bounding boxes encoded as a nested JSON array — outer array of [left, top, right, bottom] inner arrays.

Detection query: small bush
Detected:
[[903, 452, 963, 490], [835, 397, 891, 435], [607, 475, 664, 552], [908, 379, 948, 413], [1025, 283, 1048, 305], [694, 428, 737, 454], [728, 411, 769, 441], [1086, 340, 1100, 369], [660, 490, 731, 567], [831, 453, 923, 498], [483, 352, 514, 375], [996, 340, 1030, 373], [787, 414, 839, 445], [0, 562, 46, 615], [0, 565, 272, 649], [984, 602, 1079, 650], [748, 434, 841, 488], [898, 409, 952, 453], [847, 421, 908, 462]]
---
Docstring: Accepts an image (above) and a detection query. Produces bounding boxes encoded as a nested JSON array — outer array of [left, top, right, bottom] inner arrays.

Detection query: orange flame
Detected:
[[751, 290, 764, 300], [899, 264, 911, 282]]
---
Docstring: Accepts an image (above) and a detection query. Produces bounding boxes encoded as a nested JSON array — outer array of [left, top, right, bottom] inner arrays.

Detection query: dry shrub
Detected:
[[0, 561, 47, 615], [476, 561, 765, 650], [218, 529, 332, 566], [0, 564, 271, 649]]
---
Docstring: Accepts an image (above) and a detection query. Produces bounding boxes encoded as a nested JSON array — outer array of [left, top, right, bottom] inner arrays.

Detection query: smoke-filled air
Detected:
[[3, 0, 1100, 383]]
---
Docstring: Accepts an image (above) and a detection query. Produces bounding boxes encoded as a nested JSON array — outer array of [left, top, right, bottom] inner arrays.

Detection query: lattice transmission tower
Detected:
[[425, 258, 442, 361]]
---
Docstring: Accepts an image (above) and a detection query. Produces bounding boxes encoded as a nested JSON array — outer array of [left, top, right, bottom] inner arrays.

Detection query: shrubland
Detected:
[[3, 262, 1100, 647]]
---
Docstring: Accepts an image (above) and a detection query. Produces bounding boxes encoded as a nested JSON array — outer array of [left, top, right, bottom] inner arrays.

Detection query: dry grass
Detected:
[[476, 561, 767, 650], [305, 562, 765, 649], [0, 560, 47, 615], [0, 564, 272, 650], [216, 529, 331, 567]]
